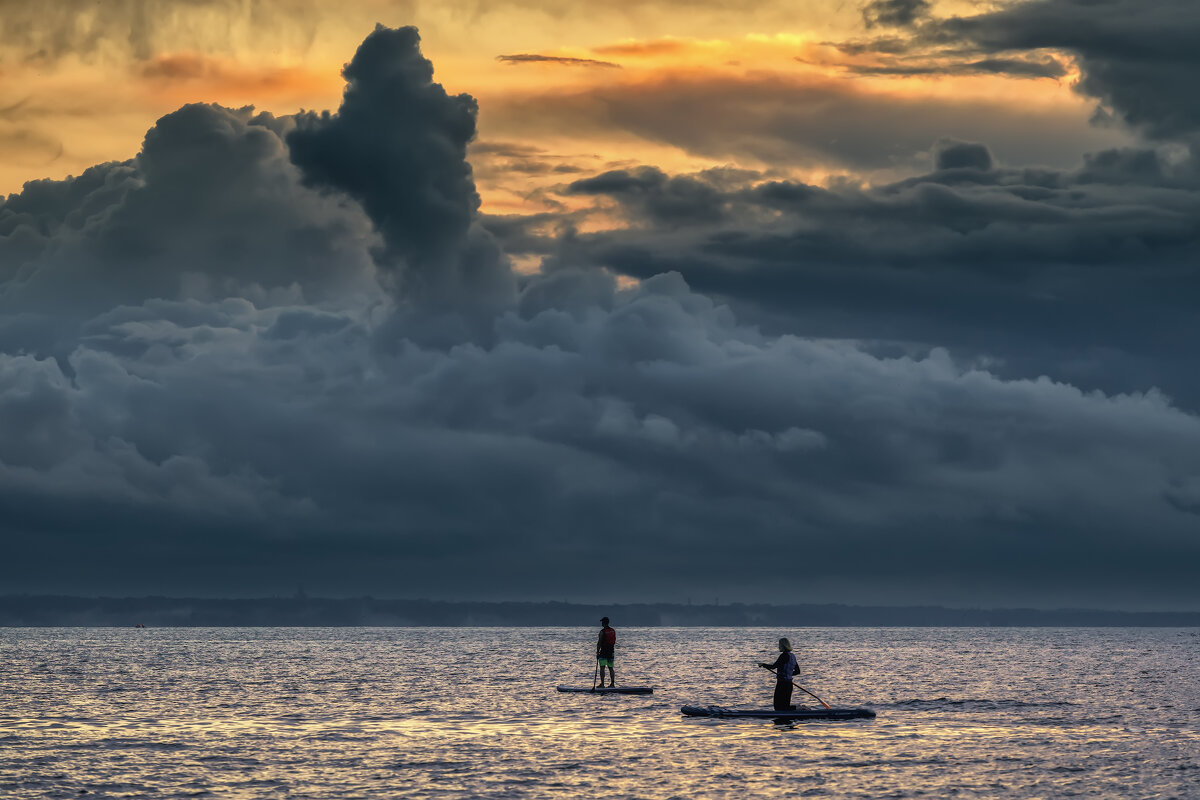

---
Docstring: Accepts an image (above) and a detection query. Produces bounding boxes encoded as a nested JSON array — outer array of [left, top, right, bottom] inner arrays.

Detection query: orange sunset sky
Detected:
[[2, 0, 1130, 212]]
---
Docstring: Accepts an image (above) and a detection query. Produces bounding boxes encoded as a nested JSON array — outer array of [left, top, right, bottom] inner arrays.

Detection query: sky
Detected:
[[1, 0, 1199, 609]]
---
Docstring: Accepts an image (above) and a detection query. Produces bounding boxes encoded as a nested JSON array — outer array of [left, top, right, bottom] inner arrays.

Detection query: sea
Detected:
[[1, 627, 1197, 799]]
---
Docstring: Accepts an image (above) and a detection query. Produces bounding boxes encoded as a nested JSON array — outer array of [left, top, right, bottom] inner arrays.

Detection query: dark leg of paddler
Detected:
[[774, 681, 794, 711]]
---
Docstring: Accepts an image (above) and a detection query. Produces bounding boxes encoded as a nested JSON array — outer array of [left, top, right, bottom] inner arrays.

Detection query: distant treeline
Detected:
[[1, 596, 1198, 627]]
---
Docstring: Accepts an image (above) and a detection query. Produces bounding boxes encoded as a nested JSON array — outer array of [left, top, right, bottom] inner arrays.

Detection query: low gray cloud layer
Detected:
[[529, 140, 1200, 410], [841, 55, 1067, 79], [497, 54, 621, 68], [485, 69, 1129, 175], [2, 19, 1199, 609]]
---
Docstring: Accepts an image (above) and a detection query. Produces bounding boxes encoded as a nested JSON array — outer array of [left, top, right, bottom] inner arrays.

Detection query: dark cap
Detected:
[[601, 617, 609, 624]]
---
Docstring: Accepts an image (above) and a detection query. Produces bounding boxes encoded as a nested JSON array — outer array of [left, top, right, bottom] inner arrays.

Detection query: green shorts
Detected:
[[597, 657, 614, 667]]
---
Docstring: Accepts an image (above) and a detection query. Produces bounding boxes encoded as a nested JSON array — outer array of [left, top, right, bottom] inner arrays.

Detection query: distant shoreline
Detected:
[[2, 596, 1198, 627]]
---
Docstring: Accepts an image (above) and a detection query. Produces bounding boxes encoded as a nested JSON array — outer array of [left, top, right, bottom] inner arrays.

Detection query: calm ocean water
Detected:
[[1, 627, 1197, 799]]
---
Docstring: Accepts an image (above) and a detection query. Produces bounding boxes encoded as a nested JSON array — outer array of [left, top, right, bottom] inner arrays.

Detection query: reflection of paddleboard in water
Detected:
[[557, 685, 654, 694], [681, 704, 875, 720]]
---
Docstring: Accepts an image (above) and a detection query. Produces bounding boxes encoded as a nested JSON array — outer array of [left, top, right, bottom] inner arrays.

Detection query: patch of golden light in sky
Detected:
[[0, 0, 1130, 200]]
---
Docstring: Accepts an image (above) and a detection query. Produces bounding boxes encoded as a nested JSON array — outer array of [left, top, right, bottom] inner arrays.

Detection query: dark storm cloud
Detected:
[[0, 103, 380, 324], [566, 167, 729, 228], [524, 143, 1200, 413], [496, 54, 621, 69], [910, 0, 1200, 141], [932, 139, 993, 170], [288, 25, 515, 330], [2, 25, 1200, 609], [3, 280, 1199, 607], [862, 0, 931, 28]]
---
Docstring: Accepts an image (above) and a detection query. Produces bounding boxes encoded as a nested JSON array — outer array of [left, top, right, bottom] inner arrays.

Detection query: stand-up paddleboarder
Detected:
[[758, 637, 797, 710], [597, 617, 617, 687]]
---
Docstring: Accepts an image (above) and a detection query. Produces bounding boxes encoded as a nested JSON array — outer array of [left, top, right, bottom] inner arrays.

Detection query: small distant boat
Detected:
[[681, 704, 875, 720], [557, 685, 654, 695]]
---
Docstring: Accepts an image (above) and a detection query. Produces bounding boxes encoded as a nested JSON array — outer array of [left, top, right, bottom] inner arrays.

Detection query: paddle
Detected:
[[592, 657, 599, 691], [759, 664, 833, 710]]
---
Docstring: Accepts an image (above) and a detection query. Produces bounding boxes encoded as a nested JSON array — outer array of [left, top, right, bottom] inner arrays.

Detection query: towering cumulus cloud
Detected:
[[289, 25, 515, 340], [1, 23, 1199, 609], [0, 104, 380, 330]]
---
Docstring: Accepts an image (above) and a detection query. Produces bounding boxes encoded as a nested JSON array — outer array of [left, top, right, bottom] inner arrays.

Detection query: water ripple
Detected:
[[1, 627, 1196, 799]]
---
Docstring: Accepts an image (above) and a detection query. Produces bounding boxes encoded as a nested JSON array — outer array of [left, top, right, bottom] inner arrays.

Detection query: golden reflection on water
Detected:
[[1, 627, 1197, 798]]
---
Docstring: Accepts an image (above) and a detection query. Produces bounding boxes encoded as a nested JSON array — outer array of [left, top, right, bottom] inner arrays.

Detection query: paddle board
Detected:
[[681, 704, 875, 720], [557, 685, 654, 694]]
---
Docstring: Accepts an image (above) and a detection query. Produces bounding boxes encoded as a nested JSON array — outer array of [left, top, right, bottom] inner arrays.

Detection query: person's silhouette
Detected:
[[758, 637, 797, 710], [596, 617, 617, 687]]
